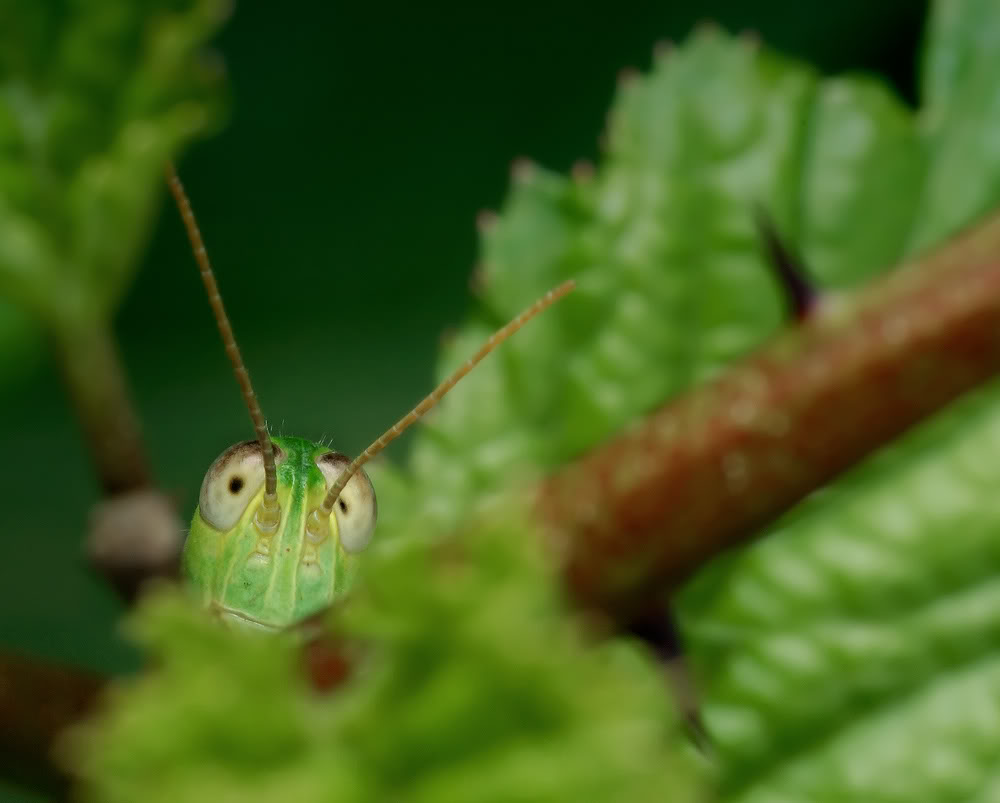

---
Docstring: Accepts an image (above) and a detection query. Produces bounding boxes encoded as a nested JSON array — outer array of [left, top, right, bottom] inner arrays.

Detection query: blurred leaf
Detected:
[[385, 1, 1000, 801], [910, 0, 1000, 251], [65, 517, 702, 803], [384, 26, 931, 528], [67, 0, 1000, 800], [670, 1, 1000, 800], [677, 377, 1000, 800], [401, 32, 813, 523], [798, 76, 924, 286], [0, 0, 227, 342]]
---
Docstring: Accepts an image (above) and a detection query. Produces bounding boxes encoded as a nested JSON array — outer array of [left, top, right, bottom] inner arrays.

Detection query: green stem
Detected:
[[48, 320, 182, 601], [49, 320, 152, 496]]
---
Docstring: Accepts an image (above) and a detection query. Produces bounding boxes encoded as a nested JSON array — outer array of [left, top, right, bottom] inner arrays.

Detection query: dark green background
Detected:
[[0, 1, 925, 673]]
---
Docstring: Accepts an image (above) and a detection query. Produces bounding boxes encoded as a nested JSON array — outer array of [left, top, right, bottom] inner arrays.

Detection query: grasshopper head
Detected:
[[182, 435, 376, 630]]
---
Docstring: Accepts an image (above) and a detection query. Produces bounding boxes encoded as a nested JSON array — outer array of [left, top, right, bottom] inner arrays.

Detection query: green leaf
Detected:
[[65, 518, 702, 803], [386, 1, 1000, 800], [798, 76, 924, 286], [677, 377, 1000, 798], [69, 0, 1000, 800], [0, 0, 228, 331], [910, 0, 1000, 251], [390, 14, 982, 536], [404, 31, 819, 524], [670, 1, 1000, 800]]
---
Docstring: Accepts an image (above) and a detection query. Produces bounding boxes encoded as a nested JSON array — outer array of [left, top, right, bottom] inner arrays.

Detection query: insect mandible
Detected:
[[164, 164, 573, 631]]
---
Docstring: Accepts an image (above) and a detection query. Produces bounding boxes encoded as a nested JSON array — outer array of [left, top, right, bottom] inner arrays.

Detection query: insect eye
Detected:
[[199, 441, 284, 531], [315, 452, 377, 553]]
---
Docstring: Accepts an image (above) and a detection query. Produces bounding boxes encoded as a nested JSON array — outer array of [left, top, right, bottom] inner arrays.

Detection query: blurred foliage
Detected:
[[674, 2, 1000, 800], [65, 515, 701, 802], [0, 0, 227, 332], [15, 0, 1000, 800], [0, 1, 927, 678], [678, 379, 1000, 801], [372, 0, 1000, 528]]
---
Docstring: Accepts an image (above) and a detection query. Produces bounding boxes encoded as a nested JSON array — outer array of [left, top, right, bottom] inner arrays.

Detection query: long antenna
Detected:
[[164, 163, 281, 532], [308, 279, 576, 533]]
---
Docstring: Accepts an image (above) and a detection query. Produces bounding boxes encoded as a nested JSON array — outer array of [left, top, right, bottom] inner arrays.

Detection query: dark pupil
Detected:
[[339, 499, 348, 514], [229, 476, 245, 494]]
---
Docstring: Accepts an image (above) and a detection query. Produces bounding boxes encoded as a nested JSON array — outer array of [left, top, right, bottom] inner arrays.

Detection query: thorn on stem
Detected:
[[625, 605, 711, 752], [752, 204, 817, 321]]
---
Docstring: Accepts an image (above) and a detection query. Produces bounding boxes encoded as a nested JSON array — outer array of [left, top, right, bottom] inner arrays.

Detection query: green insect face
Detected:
[[165, 162, 570, 635], [182, 435, 377, 631]]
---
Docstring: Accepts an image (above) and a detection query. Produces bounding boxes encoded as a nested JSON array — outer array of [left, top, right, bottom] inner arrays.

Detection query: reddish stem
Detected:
[[0, 651, 103, 795], [539, 210, 1000, 617]]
